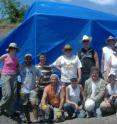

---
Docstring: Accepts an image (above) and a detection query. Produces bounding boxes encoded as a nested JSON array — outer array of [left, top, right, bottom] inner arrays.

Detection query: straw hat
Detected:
[[106, 35, 117, 43], [63, 44, 73, 51]]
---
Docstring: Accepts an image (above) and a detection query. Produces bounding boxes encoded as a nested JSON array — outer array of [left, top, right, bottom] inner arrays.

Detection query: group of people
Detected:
[[0, 34, 117, 123]]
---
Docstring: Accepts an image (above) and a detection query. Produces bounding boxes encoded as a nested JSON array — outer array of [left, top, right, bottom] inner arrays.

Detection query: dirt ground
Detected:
[[0, 114, 117, 124]]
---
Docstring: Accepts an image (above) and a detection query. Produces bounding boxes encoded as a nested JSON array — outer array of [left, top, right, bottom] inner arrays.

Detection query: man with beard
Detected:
[[52, 44, 82, 86]]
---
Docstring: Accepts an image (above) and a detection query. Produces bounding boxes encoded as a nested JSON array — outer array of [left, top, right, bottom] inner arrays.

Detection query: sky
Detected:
[[17, 0, 117, 16]]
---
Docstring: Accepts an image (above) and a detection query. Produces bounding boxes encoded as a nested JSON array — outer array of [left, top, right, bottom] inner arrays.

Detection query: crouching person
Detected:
[[84, 67, 106, 117], [20, 54, 43, 123], [64, 77, 85, 119], [100, 74, 117, 116], [40, 74, 65, 123]]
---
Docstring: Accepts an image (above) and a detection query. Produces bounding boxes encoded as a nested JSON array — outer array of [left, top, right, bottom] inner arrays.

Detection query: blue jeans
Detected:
[[64, 103, 75, 116], [64, 103, 86, 118], [0, 87, 2, 100]]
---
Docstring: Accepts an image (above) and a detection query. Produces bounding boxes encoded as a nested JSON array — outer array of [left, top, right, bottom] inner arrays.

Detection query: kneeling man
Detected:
[[84, 67, 106, 117]]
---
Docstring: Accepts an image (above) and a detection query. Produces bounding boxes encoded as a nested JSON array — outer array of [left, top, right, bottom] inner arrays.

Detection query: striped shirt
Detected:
[[36, 64, 52, 86]]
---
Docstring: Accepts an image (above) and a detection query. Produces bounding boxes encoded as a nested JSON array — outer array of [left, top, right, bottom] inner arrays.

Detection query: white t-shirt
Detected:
[[110, 54, 117, 78], [91, 81, 97, 98], [52, 55, 82, 83], [20, 65, 42, 93], [106, 83, 117, 95], [102, 46, 114, 71], [68, 84, 81, 104]]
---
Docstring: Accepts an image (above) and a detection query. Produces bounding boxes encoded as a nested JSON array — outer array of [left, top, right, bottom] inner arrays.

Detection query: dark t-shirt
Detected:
[[78, 48, 95, 73]]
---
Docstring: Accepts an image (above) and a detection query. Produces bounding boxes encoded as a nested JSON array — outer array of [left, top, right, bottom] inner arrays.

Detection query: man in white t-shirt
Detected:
[[20, 54, 43, 123], [51, 44, 82, 86], [101, 36, 116, 80]]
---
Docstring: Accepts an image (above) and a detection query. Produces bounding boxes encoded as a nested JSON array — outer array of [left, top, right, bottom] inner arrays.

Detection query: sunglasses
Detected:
[[9, 47, 17, 50], [71, 80, 77, 83], [64, 49, 72, 51], [83, 40, 89, 43]]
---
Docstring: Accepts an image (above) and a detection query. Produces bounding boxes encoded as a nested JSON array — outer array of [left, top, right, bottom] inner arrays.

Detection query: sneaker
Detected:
[[96, 108, 102, 117], [31, 119, 38, 123], [86, 112, 93, 118], [77, 110, 86, 118], [54, 117, 65, 123], [115, 111, 117, 116], [20, 113, 27, 123]]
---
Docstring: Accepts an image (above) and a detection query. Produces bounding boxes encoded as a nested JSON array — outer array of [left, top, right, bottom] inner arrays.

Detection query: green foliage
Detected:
[[0, 0, 28, 23]]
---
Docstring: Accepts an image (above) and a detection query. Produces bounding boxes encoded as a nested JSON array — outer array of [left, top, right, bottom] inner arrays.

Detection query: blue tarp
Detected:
[[0, 1, 117, 64]]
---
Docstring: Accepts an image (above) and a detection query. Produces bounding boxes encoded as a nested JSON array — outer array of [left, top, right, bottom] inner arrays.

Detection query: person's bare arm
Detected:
[[84, 80, 88, 102], [41, 88, 47, 105], [59, 86, 65, 110], [0, 54, 7, 61], [80, 85, 84, 103], [107, 57, 112, 80], [94, 51, 99, 68], [101, 50, 104, 73], [77, 68, 81, 83], [36, 75, 43, 85]]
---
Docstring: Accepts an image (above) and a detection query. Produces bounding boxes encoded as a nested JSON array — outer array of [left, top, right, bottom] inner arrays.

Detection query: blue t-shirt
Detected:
[[0, 79, 2, 87]]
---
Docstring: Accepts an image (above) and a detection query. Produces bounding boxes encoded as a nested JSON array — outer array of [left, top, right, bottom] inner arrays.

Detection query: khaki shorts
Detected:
[[20, 90, 38, 105]]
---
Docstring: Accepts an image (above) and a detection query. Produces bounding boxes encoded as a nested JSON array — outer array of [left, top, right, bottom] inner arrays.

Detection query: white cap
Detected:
[[24, 53, 32, 58]]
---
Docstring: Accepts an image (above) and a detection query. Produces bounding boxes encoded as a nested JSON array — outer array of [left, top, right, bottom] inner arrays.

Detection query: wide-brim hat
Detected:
[[6, 42, 19, 52], [106, 35, 117, 43], [81, 35, 92, 42], [63, 44, 73, 51]]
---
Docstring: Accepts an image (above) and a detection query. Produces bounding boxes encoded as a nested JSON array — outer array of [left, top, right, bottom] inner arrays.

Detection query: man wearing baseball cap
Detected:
[[19, 53, 43, 123]]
